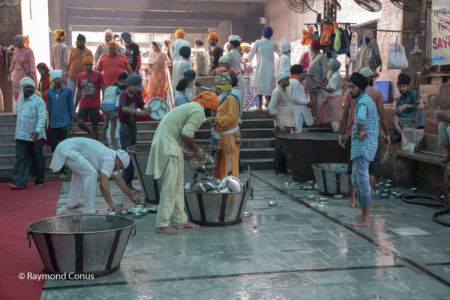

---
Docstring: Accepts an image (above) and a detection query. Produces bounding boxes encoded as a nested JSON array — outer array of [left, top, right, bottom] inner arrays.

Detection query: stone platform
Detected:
[[38, 171, 450, 299]]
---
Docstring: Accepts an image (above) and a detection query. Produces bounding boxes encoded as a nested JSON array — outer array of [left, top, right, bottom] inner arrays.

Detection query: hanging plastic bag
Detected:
[[401, 127, 424, 153], [387, 43, 409, 69], [333, 27, 342, 51], [350, 32, 358, 58], [320, 24, 334, 46], [337, 28, 350, 55]]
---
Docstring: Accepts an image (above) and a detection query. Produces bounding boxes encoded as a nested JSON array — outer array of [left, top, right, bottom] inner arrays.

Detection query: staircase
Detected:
[[0, 111, 275, 181]]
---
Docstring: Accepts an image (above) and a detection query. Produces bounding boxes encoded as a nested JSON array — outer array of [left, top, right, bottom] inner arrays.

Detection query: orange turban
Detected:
[[108, 40, 118, 49], [208, 32, 219, 40], [82, 56, 94, 64], [175, 29, 185, 39], [24, 35, 30, 47], [190, 91, 220, 111], [53, 29, 65, 43]]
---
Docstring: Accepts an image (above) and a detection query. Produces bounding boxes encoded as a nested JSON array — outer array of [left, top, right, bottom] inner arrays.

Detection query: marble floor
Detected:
[[41, 171, 450, 299]]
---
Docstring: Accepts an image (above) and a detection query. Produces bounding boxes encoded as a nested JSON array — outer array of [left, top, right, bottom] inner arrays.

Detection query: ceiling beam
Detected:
[[68, 17, 218, 28], [67, 8, 235, 20], [70, 25, 210, 34], [66, 0, 263, 14]]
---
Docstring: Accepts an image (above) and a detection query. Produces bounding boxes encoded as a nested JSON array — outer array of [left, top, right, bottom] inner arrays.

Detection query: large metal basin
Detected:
[[312, 163, 350, 197], [185, 190, 248, 226], [128, 144, 219, 204], [280, 132, 347, 182], [127, 144, 164, 204], [27, 215, 136, 277]]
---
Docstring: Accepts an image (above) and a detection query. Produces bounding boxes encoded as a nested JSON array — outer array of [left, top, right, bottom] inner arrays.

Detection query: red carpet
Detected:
[[0, 182, 62, 300]]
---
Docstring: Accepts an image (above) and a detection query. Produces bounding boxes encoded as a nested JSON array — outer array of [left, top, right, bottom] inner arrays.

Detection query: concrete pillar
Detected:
[[217, 20, 232, 48]]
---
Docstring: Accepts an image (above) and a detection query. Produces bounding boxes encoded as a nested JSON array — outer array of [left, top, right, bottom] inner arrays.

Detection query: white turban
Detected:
[[359, 67, 374, 78], [20, 77, 36, 88], [277, 72, 289, 82], [116, 150, 130, 169], [281, 42, 291, 53], [49, 70, 62, 80], [228, 35, 241, 42]]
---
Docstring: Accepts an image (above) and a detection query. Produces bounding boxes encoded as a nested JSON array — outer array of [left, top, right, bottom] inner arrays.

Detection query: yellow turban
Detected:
[[215, 72, 232, 91], [240, 42, 251, 51], [53, 29, 65, 43], [208, 32, 219, 40], [175, 29, 186, 39]]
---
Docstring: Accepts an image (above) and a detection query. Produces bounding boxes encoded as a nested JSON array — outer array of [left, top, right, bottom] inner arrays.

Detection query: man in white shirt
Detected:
[[268, 72, 296, 175], [193, 38, 209, 77], [50, 137, 142, 213], [10, 77, 47, 189], [287, 65, 313, 133]]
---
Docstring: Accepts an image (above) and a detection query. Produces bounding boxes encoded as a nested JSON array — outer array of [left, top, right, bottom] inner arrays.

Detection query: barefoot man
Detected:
[[347, 73, 379, 226], [146, 95, 219, 235], [50, 137, 142, 213]]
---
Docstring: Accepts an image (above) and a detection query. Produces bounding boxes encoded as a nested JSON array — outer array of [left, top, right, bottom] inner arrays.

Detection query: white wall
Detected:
[[21, 0, 51, 73]]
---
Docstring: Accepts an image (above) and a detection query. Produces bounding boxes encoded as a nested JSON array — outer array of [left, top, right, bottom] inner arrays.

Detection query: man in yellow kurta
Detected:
[[146, 98, 219, 235], [209, 72, 241, 179]]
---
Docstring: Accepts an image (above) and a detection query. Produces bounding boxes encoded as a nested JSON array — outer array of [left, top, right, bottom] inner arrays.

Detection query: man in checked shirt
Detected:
[[347, 72, 380, 227]]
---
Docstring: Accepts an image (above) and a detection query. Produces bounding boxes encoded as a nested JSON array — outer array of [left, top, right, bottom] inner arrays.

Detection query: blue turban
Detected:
[[262, 26, 273, 38], [183, 70, 196, 79], [121, 32, 132, 39]]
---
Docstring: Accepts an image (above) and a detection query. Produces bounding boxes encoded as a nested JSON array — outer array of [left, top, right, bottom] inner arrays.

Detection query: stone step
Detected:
[[240, 148, 274, 159], [0, 118, 274, 135], [240, 158, 274, 170]]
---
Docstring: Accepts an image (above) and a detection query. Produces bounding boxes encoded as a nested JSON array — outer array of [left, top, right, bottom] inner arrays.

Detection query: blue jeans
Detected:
[[120, 125, 137, 185], [12, 139, 45, 186], [351, 156, 371, 207]]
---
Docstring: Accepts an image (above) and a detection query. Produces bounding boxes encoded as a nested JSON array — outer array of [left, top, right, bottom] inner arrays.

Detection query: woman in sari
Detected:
[[8, 35, 37, 101], [147, 41, 169, 101]]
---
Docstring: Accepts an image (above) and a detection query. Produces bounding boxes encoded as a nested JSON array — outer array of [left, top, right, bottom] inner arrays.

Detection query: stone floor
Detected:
[[40, 171, 450, 299]]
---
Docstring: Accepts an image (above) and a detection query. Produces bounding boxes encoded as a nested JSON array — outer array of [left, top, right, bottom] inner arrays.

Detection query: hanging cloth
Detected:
[[301, 26, 314, 46]]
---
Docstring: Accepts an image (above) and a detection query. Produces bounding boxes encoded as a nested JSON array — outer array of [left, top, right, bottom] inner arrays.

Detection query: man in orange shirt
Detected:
[[68, 34, 93, 102], [97, 41, 132, 87]]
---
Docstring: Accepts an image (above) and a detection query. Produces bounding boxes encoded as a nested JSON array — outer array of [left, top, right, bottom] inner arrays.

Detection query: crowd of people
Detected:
[[4, 24, 450, 232]]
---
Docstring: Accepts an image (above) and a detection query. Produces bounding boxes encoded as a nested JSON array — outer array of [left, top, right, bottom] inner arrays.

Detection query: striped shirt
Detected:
[[15, 93, 47, 141], [350, 93, 380, 161], [47, 85, 75, 128]]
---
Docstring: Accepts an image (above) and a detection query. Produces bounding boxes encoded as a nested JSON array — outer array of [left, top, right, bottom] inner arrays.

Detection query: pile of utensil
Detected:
[[98, 204, 158, 219], [185, 176, 243, 193]]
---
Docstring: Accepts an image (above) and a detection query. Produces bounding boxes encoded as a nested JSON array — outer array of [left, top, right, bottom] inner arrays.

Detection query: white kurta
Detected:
[[268, 87, 295, 128], [277, 54, 291, 75], [50, 137, 117, 213], [170, 38, 191, 62], [193, 48, 209, 76], [248, 38, 280, 96], [287, 78, 313, 133], [172, 58, 192, 97], [228, 49, 245, 110]]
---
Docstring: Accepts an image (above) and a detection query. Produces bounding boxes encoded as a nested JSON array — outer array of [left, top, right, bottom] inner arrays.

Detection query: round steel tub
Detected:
[[128, 144, 219, 204], [127, 144, 163, 204], [185, 190, 248, 226], [27, 215, 136, 277], [280, 132, 347, 182], [312, 163, 350, 197]]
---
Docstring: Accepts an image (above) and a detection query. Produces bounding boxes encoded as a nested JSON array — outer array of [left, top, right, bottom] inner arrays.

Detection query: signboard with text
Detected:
[[432, 0, 450, 65]]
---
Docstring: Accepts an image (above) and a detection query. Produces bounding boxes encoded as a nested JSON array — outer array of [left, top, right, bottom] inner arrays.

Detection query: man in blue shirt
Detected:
[[383, 73, 425, 163], [348, 72, 380, 227], [10, 77, 47, 189], [47, 70, 75, 152]]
